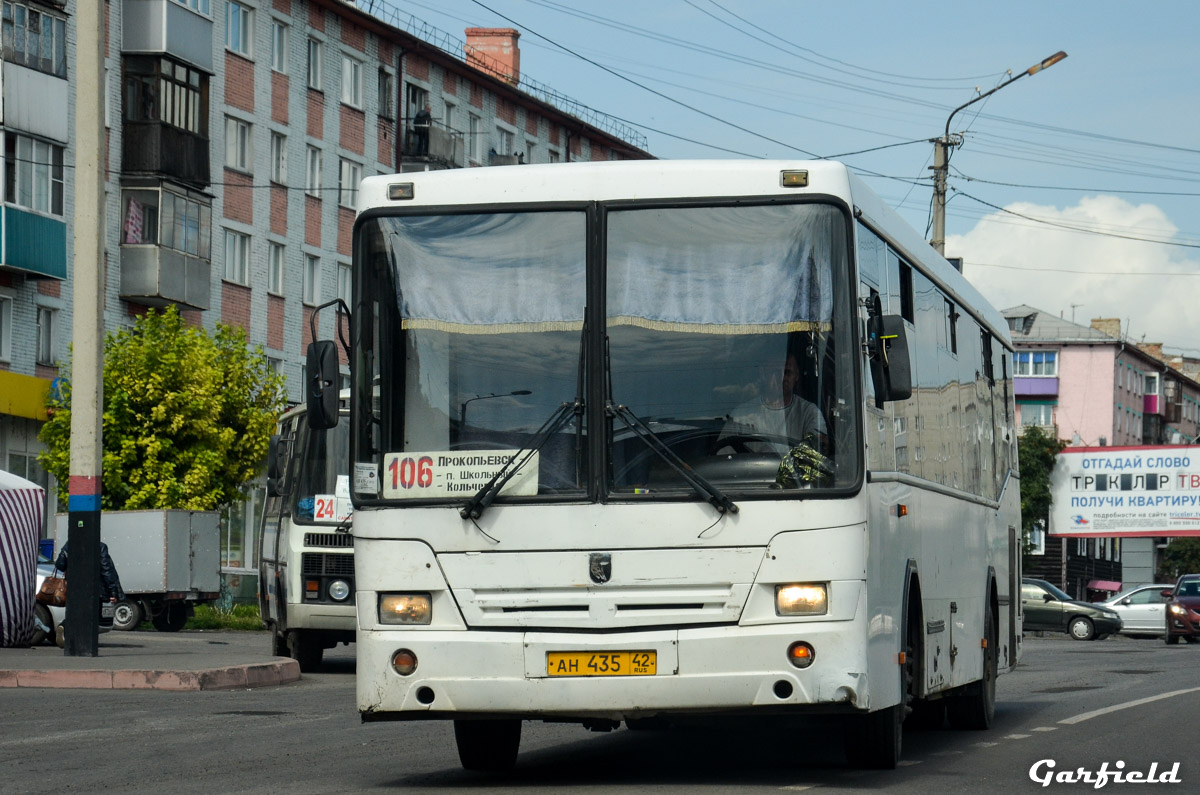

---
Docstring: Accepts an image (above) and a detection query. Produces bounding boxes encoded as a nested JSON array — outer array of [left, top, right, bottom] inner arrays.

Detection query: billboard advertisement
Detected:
[[1049, 445, 1200, 537]]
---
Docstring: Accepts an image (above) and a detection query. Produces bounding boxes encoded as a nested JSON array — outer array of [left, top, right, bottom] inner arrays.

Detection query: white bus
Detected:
[[258, 394, 355, 671], [308, 160, 1021, 770]]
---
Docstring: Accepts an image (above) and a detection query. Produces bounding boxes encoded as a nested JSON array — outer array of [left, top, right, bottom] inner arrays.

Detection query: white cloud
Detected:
[[948, 196, 1200, 353]]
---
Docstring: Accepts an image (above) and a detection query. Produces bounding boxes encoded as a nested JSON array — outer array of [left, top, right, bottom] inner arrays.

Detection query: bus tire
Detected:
[[947, 598, 997, 730], [454, 719, 521, 772], [289, 630, 324, 672]]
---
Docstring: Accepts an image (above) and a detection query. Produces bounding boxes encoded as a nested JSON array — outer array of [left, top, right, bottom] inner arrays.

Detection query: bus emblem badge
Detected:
[[589, 553, 612, 584]]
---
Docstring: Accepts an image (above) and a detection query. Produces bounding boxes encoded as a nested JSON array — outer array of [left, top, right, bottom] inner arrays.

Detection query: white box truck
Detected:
[[54, 510, 221, 631]]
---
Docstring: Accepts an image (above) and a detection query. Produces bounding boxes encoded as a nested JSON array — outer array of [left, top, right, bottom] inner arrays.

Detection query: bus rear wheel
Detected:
[[454, 719, 521, 772], [947, 600, 997, 730]]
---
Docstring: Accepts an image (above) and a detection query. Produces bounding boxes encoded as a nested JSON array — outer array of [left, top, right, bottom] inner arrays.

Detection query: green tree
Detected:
[[39, 306, 286, 511], [1159, 538, 1200, 581], [1017, 425, 1067, 553]]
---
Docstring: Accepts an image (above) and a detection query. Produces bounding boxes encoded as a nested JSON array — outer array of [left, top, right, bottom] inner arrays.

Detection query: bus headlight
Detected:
[[328, 580, 351, 602], [776, 584, 827, 616], [379, 593, 432, 625]]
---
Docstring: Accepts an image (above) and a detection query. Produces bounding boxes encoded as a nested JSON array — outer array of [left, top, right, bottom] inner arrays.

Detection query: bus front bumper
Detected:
[[357, 622, 868, 721]]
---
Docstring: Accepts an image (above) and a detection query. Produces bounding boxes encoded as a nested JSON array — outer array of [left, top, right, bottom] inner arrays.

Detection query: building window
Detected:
[[225, 1, 253, 57], [224, 229, 250, 284], [1020, 403, 1054, 427], [1028, 522, 1046, 556], [305, 146, 322, 197], [303, 254, 319, 306], [225, 116, 252, 171], [123, 56, 208, 136], [171, 0, 211, 13], [549, 149, 560, 163], [270, 132, 287, 183], [525, 141, 536, 164], [269, 20, 288, 73], [1, 2, 67, 77], [36, 306, 55, 365], [338, 158, 362, 208], [220, 487, 261, 571], [405, 83, 428, 123], [4, 134, 64, 216], [0, 294, 11, 361], [468, 113, 480, 162], [337, 262, 351, 306], [268, 242, 284, 295], [377, 68, 394, 119], [496, 127, 514, 157], [306, 37, 323, 90], [341, 54, 362, 107], [1015, 351, 1058, 376]]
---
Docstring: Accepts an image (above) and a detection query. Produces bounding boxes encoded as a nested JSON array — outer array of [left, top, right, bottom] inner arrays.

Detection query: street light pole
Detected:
[[930, 50, 1067, 256]]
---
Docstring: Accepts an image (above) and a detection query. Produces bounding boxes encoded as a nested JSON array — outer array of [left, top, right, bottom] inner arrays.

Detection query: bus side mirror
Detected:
[[306, 341, 340, 430], [867, 314, 912, 408], [266, 434, 288, 497]]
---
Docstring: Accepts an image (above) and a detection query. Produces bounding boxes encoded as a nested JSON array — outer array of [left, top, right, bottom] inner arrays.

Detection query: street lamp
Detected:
[[931, 50, 1067, 256], [460, 390, 532, 426]]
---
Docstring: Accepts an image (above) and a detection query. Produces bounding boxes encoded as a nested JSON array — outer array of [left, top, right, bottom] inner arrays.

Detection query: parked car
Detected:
[[33, 552, 112, 646], [1162, 574, 1200, 645], [1021, 577, 1122, 641], [1097, 584, 1172, 637]]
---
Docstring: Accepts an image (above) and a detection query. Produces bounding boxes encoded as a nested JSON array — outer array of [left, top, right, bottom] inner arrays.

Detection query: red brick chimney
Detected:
[[465, 28, 521, 86], [1140, 342, 1164, 361], [1090, 318, 1121, 339]]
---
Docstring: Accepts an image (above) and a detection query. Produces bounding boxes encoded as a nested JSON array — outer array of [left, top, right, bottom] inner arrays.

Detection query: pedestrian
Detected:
[[54, 541, 126, 645], [413, 104, 432, 154]]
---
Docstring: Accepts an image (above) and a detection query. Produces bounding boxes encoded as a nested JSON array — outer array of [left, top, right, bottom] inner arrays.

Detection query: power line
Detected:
[[956, 191, 1200, 248]]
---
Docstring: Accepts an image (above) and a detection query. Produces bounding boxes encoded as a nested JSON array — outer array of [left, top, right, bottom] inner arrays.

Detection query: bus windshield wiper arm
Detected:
[[459, 399, 583, 521], [608, 402, 738, 515]]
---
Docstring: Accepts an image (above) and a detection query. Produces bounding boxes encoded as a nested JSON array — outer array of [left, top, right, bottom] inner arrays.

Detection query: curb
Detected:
[[0, 660, 301, 691]]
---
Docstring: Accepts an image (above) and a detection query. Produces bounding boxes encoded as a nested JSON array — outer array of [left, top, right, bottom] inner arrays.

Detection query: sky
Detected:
[[367, 0, 1200, 356]]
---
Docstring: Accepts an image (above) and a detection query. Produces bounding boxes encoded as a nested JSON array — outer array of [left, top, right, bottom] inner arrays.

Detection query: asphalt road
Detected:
[[3, 633, 1197, 793]]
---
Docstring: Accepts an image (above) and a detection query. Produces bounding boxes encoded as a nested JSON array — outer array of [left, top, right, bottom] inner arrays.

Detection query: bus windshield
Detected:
[[354, 200, 859, 504], [293, 414, 351, 524]]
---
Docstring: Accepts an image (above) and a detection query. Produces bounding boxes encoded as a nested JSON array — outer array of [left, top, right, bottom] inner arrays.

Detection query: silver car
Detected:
[[1097, 584, 1172, 636]]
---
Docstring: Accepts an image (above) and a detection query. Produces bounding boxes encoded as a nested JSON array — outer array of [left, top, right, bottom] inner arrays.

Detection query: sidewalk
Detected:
[[0, 629, 300, 691]]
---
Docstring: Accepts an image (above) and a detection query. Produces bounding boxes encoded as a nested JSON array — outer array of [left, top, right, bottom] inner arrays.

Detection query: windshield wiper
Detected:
[[608, 403, 739, 515], [459, 399, 583, 520]]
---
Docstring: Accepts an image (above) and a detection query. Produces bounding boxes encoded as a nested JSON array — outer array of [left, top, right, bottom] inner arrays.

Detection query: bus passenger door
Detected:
[[260, 416, 296, 628]]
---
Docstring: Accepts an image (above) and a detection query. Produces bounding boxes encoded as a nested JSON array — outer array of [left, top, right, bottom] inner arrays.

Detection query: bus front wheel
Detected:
[[454, 719, 521, 772]]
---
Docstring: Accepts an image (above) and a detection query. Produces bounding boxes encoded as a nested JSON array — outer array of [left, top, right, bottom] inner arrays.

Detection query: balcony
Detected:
[[1, 207, 66, 279], [122, 0, 214, 72], [118, 183, 212, 310], [402, 125, 462, 169], [1014, 377, 1059, 398], [122, 122, 211, 188]]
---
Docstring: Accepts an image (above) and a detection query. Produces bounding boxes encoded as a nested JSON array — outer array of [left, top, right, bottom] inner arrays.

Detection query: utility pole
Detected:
[[65, 0, 107, 655], [930, 51, 1067, 257]]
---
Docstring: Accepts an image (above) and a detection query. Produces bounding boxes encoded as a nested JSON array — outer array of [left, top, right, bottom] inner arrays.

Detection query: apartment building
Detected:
[[1004, 304, 1200, 597], [0, 0, 651, 595]]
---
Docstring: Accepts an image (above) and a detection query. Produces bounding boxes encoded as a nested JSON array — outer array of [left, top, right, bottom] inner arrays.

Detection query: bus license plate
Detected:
[[547, 651, 657, 677]]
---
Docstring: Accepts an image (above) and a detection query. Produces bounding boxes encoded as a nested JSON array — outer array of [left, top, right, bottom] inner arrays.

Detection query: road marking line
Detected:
[[973, 742, 999, 748], [1031, 726, 1057, 732], [1059, 686, 1200, 725], [1005, 733, 1031, 740], [898, 759, 922, 767], [779, 786, 815, 791]]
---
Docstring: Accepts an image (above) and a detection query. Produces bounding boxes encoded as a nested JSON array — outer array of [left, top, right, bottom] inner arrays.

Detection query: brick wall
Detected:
[[225, 53, 255, 113], [270, 185, 288, 237], [222, 282, 251, 332], [223, 170, 254, 226], [340, 105, 365, 155], [305, 195, 322, 247], [307, 90, 325, 139], [268, 294, 284, 350], [272, 71, 289, 124]]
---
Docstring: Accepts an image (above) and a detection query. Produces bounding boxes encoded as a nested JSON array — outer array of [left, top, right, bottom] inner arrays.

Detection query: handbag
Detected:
[[36, 570, 67, 607]]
